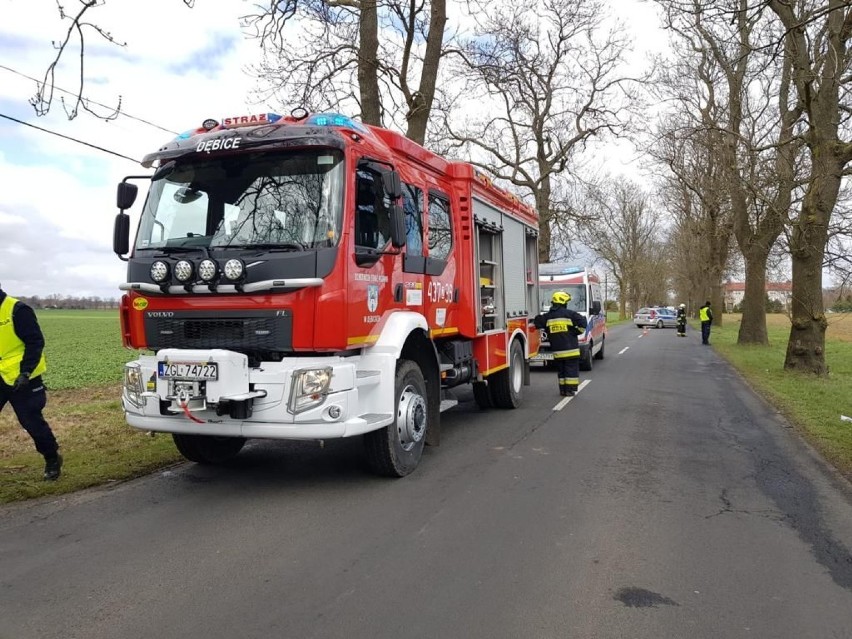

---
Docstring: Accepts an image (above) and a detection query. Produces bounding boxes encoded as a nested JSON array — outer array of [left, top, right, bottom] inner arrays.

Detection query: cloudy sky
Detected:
[[0, 0, 665, 300]]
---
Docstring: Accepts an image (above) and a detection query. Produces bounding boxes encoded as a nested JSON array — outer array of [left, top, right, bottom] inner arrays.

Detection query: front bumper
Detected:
[[122, 349, 395, 440]]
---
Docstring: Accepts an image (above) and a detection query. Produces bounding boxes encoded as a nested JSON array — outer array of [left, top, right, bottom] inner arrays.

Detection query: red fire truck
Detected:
[[113, 111, 541, 476]]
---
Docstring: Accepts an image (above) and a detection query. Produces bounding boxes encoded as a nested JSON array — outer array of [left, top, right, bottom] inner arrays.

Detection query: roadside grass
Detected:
[[709, 312, 852, 480], [606, 311, 628, 325], [0, 310, 180, 504]]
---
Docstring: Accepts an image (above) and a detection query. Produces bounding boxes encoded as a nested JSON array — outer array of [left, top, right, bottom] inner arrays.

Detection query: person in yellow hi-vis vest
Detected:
[[699, 300, 714, 345], [534, 291, 588, 396], [0, 283, 61, 480]]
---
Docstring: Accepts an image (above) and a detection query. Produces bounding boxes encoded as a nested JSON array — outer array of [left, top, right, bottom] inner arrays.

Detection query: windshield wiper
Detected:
[[151, 246, 208, 254], [223, 242, 307, 252]]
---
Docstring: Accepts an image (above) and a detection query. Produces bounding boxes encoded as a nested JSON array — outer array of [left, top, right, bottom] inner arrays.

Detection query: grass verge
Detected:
[[708, 314, 852, 480], [0, 385, 181, 504]]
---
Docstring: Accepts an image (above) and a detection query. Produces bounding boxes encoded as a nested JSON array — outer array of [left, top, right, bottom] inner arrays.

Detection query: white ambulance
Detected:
[[533, 265, 607, 371]]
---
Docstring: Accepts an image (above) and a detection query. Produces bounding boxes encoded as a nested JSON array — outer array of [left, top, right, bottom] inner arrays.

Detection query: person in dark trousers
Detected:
[[0, 283, 62, 480], [534, 291, 588, 396], [676, 303, 687, 337], [699, 300, 713, 345]]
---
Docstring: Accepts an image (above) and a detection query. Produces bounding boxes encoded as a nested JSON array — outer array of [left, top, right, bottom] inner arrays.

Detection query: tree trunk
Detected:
[[536, 178, 553, 263], [404, 0, 446, 145], [784, 248, 828, 374], [358, 0, 382, 126], [737, 248, 770, 344], [782, 148, 841, 374]]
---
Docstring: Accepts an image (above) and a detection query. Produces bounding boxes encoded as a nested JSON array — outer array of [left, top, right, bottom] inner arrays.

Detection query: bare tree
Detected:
[[242, 0, 448, 145], [576, 178, 666, 317], [653, 117, 735, 323], [767, 0, 852, 375], [442, 0, 639, 261], [654, 0, 804, 341], [31, 0, 195, 119]]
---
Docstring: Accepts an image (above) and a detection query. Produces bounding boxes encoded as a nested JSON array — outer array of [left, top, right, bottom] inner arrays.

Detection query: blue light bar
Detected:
[[306, 112, 368, 133], [539, 263, 584, 275]]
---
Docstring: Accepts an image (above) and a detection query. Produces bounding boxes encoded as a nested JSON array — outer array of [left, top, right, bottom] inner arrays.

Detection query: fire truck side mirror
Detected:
[[113, 213, 130, 258], [117, 182, 138, 210], [382, 170, 402, 200], [590, 300, 602, 315], [389, 203, 405, 249]]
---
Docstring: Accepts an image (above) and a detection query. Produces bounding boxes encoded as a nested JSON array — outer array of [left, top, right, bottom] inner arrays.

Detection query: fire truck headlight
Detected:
[[174, 260, 194, 282], [123, 362, 145, 409], [198, 259, 218, 282], [223, 258, 245, 281], [150, 261, 170, 283], [288, 367, 333, 414]]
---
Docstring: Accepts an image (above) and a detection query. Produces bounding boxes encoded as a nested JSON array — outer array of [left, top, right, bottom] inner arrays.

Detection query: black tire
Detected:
[[656, 319, 664, 329], [594, 336, 605, 360], [489, 339, 524, 408], [364, 360, 427, 477], [172, 433, 246, 464], [579, 343, 593, 371], [472, 381, 493, 409]]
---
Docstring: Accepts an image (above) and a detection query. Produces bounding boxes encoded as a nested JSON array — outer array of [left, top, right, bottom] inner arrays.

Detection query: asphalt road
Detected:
[[2, 322, 852, 639]]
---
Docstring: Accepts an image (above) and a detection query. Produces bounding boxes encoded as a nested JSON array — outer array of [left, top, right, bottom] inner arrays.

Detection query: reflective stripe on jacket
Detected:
[[534, 306, 588, 356], [0, 296, 47, 385]]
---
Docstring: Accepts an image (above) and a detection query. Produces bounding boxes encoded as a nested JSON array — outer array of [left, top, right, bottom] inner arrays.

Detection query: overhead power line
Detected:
[[0, 64, 178, 135], [0, 113, 141, 164]]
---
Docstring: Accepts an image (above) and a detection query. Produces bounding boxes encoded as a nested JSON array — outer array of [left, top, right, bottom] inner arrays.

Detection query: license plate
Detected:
[[157, 361, 218, 380], [532, 352, 554, 361]]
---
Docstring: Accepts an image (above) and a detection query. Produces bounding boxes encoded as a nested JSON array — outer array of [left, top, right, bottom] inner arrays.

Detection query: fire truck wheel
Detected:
[[489, 339, 524, 409], [172, 434, 246, 465], [364, 360, 427, 477], [472, 381, 493, 409]]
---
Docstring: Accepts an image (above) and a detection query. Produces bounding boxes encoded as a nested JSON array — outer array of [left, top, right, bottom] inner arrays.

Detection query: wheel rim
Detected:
[[397, 384, 426, 451]]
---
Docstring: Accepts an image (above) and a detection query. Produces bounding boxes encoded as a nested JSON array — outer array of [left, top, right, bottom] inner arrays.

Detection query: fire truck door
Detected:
[[423, 190, 456, 334], [400, 183, 425, 313]]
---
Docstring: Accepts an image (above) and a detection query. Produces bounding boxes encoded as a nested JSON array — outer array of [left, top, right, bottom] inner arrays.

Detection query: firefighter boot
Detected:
[[44, 454, 63, 481]]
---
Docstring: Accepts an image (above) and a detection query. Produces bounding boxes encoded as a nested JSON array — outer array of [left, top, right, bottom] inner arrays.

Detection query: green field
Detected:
[[35, 310, 139, 390]]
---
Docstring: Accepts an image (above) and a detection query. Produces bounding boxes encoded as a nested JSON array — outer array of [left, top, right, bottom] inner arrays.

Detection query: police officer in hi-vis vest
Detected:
[[699, 300, 713, 345], [0, 283, 62, 480], [534, 291, 588, 396]]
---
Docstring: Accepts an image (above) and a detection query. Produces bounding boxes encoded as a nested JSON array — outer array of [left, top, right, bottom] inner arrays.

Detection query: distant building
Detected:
[[724, 280, 792, 312]]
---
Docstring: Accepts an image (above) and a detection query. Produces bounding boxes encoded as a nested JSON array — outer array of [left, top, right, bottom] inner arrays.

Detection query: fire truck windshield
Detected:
[[135, 150, 345, 251]]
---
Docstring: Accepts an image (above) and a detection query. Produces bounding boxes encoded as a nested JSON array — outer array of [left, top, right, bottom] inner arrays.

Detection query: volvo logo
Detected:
[[147, 311, 175, 318]]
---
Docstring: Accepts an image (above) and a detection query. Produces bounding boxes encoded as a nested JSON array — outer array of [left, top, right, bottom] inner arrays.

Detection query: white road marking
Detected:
[[618, 346, 630, 355], [552, 379, 591, 411]]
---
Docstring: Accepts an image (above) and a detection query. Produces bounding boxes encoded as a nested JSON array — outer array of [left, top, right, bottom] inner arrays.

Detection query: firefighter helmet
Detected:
[[551, 291, 571, 305], [679, 303, 686, 308]]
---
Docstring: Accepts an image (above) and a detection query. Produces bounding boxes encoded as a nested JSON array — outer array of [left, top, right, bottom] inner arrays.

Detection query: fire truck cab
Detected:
[[113, 111, 540, 476], [533, 265, 607, 371]]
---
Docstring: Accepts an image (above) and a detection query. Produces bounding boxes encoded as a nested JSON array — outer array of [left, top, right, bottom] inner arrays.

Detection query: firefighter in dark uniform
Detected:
[[0, 283, 62, 480], [699, 300, 713, 345], [676, 303, 687, 337], [534, 291, 588, 396]]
